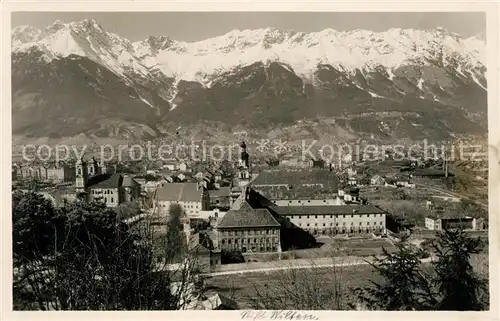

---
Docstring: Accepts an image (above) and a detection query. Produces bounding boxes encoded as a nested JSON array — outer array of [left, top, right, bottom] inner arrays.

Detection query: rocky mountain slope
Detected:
[[12, 19, 487, 142]]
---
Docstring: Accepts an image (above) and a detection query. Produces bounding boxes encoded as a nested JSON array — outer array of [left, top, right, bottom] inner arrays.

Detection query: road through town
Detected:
[[203, 256, 434, 277]]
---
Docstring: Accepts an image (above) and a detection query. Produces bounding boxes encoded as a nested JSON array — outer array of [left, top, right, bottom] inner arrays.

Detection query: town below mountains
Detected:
[[12, 140, 489, 310], [12, 19, 487, 144]]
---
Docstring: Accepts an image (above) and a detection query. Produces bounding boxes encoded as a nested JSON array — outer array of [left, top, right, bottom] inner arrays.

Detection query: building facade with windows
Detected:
[[46, 166, 75, 183], [75, 157, 141, 207], [156, 183, 210, 216], [16, 162, 75, 183], [425, 216, 486, 231], [215, 195, 281, 253], [87, 175, 124, 207], [271, 205, 388, 236]]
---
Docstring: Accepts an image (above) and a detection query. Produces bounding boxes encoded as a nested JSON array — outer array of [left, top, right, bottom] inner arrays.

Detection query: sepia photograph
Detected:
[[3, 4, 497, 316]]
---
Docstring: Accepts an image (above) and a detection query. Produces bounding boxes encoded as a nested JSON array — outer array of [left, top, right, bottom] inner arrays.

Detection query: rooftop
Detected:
[[122, 175, 141, 187], [87, 173, 123, 189], [251, 169, 339, 189], [218, 200, 280, 229], [157, 183, 202, 202], [188, 233, 212, 254], [271, 205, 387, 216], [209, 186, 231, 198]]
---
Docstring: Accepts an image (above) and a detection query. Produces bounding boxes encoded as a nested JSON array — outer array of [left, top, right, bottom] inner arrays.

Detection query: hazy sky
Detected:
[[12, 12, 486, 42]]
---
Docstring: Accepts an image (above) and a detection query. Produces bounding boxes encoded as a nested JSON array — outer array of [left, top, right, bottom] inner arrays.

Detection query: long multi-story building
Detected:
[[210, 186, 397, 255], [207, 141, 397, 254], [271, 205, 388, 236]]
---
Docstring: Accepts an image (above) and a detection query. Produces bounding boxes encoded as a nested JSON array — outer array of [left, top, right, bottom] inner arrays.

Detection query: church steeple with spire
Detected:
[[237, 140, 251, 187], [75, 157, 88, 193]]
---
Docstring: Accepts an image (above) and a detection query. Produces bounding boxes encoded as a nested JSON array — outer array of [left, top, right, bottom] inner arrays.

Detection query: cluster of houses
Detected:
[[208, 170, 401, 255], [163, 144, 404, 260], [13, 162, 77, 183], [17, 141, 487, 265]]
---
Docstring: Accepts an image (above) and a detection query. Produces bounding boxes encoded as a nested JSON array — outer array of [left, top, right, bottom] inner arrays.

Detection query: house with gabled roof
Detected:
[[188, 232, 221, 273], [75, 157, 141, 208], [209, 186, 231, 210], [370, 174, 386, 186], [216, 192, 281, 253], [156, 183, 210, 217], [177, 172, 187, 182], [85, 173, 140, 207]]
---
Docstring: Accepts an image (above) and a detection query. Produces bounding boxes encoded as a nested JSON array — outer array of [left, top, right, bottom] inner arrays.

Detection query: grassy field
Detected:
[[205, 263, 381, 309], [206, 251, 490, 310]]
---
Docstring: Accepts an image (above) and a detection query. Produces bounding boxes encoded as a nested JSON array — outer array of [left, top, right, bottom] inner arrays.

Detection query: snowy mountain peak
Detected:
[[11, 19, 488, 141], [144, 35, 174, 51], [44, 18, 104, 34], [11, 25, 44, 46], [45, 20, 66, 34], [12, 19, 486, 86]]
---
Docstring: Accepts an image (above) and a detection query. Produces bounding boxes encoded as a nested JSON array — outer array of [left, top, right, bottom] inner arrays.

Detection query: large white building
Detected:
[[156, 183, 210, 216], [272, 205, 389, 236]]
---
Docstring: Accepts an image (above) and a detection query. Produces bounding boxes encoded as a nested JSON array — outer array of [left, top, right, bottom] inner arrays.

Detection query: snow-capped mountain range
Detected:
[[13, 19, 486, 86], [11, 18, 487, 141]]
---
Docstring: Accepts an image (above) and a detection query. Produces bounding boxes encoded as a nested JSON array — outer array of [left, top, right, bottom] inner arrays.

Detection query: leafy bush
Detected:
[[221, 249, 245, 264]]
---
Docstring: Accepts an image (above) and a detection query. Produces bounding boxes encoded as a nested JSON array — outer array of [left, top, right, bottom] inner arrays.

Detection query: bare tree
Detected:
[[245, 255, 356, 310]]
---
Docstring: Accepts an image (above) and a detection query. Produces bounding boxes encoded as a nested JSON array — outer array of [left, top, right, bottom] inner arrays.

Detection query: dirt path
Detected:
[[205, 256, 434, 276]]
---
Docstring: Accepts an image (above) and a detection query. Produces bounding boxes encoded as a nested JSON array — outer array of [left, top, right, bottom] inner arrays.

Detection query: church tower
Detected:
[[100, 159, 107, 174], [237, 141, 251, 187], [87, 156, 100, 177], [75, 157, 89, 193]]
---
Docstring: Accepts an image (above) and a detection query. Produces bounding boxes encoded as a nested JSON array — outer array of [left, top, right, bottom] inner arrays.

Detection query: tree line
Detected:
[[12, 191, 200, 310], [12, 190, 489, 310]]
